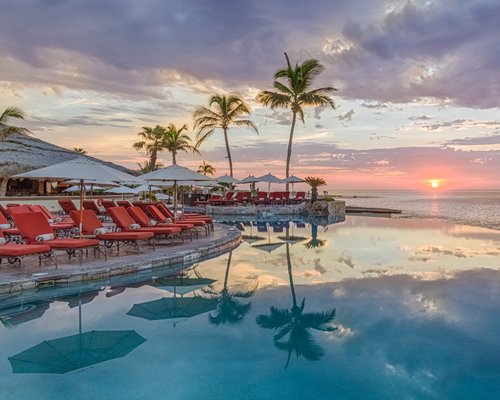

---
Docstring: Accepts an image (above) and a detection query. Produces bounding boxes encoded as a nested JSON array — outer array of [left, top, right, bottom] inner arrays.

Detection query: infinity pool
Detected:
[[1, 216, 499, 399]]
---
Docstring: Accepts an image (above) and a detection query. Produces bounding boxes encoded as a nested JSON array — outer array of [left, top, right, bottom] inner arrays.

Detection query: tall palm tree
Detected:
[[163, 123, 200, 164], [257, 53, 336, 190], [256, 242, 336, 368], [73, 147, 87, 155], [193, 94, 258, 177], [0, 106, 30, 140], [132, 125, 168, 170], [203, 251, 256, 326], [198, 161, 216, 176]]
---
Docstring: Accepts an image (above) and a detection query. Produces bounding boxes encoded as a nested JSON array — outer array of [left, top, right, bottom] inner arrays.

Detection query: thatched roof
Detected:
[[0, 133, 135, 178]]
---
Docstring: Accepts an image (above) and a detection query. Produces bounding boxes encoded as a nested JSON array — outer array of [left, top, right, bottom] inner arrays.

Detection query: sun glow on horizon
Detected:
[[430, 179, 440, 189]]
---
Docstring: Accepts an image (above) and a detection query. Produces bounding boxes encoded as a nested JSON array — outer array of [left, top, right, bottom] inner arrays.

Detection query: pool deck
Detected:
[[0, 223, 241, 295]]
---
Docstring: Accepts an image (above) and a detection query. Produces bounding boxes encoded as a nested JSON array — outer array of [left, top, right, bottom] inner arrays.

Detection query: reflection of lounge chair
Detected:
[[70, 210, 154, 253], [257, 222, 268, 233], [295, 221, 306, 228], [0, 232, 53, 268], [12, 212, 104, 264], [272, 222, 284, 233]]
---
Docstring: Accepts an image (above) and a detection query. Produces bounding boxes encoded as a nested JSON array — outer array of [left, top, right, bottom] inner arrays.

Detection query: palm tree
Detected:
[[198, 161, 216, 176], [257, 53, 336, 190], [193, 94, 258, 177], [304, 176, 326, 203], [203, 251, 256, 325], [73, 147, 87, 155], [163, 123, 200, 164], [256, 242, 336, 368], [136, 160, 163, 174], [132, 125, 168, 170], [304, 224, 326, 249], [0, 106, 30, 140]]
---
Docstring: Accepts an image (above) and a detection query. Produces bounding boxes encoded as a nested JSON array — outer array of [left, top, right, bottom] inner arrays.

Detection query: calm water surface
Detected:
[[1, 215, 499, 400]]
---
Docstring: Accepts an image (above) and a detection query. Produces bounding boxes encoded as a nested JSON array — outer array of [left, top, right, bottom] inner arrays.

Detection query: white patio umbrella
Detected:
[[216, 174, 240, 185], [134, 184, 162, 193], [256, 172, 284, 193], [284, 175, 305, 191], [13, 158, 142, 237], [238, 175, 259, 195], [65, 179, 118, 187], [63, 185, 105, 193], [105, 186, 138, 194], [140, 164, 213, 220]]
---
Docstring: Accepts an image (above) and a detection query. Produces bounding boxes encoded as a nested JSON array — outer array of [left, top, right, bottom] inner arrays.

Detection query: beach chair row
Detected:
[[194, 191, 306, 206], [0, 200, 213, 269]]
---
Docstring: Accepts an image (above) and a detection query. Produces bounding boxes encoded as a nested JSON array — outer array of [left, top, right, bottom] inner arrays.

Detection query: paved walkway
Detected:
[[0, 223, 241, 295]]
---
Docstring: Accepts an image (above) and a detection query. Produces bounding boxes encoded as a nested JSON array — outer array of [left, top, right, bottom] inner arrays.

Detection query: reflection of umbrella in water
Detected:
[[127, 296, 217, 322], [252, 242, 284, 253], [242, 235, 265, 244], [149, 275, 216, 296], [0, 301, 51, 328], [8, 297, 146, 374]]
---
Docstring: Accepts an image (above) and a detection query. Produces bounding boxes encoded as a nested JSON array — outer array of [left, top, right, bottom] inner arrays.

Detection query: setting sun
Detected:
[[430, 179, 440, 189]]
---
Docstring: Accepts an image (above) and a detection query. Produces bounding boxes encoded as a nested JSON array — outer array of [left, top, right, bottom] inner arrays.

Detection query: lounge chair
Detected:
[[58, 199, 78, 215], [0, 232, 54, 268], [107, 207, 182, 245], [128, 206, 198, 240], [27, 205, 75, 229], [70, 210, 155, 253], [253, 192, 268, 205], [147, 204, 207, 236], [269, 192, 283, 205], [291, 192, 306, 204], [11, 212, 105, 264], [155, 203, 213, 231], [101, 199, 117, 209], [0, 212, 20, 239], [117, 200, 133, 208], [194, 194, 219, 206], [82, 200, 105, 216]]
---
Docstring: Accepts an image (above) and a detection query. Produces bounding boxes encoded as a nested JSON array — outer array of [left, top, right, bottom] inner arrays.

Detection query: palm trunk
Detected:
[[223, 251, 232, 291], [223, 128, 233, 177], [0, 177, 8, 197], [311, 187, 318, 202], [172, 150, 177, 165], [285, 111, 297, 192], [286, 243, 297, 308], [150, 148, 158, 170]]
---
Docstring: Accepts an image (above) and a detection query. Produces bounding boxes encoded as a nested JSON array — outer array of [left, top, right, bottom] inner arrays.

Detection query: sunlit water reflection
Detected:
[[0, 216, 499, 399]]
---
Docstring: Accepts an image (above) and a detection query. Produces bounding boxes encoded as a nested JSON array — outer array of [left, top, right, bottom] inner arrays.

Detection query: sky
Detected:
[[0, 0, 499, 190]]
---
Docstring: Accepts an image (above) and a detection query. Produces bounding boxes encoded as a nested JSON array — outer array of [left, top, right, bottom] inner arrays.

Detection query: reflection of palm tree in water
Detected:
[[256, 242, 336, 368], [203, 251, 256, 325], [304, 223, 326, 249]]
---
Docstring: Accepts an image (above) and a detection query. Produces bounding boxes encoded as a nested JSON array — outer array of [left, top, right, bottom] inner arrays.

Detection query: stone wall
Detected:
[[304, 200, 346, 217]]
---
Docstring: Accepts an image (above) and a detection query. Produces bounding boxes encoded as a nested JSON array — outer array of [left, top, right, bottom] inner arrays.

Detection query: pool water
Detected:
[[1, 216, 499, 399]]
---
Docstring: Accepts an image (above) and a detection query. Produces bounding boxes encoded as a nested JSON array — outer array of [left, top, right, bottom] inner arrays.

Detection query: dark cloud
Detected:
[[0, 0, 497, 108], [444, 134, 500, 146], [337, 109, 354, 123]]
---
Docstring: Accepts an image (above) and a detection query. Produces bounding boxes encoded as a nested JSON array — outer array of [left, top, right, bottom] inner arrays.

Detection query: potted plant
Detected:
[[304, 176, 326, 203]]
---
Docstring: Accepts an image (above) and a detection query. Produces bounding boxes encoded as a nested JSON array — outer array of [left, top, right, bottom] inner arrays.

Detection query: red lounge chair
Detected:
[[291, 192, 306, 204], [147, 204, 207, 236], [155, 203, 213, 228], [0, 212, 20, 239], [27, 205, 75, 229], [269, 192, 283, 205], [219, 191, 236, 206], [11, 212, 105, 264], [0, 204, 9, 220], [82, 200, 105, 216], [253, 192, 268, 205], [58, 199, 78, 215], [101, 199, 117, 209], [117, 200, 133, 208], [205, 194, 222, 206], [194, 194, 218, 206], [282, 191, 290, 205], [0, 232, 53, 268], [128, 206, 197, 240], [70, 210, 155, 253], [107, 207, 182, 245]]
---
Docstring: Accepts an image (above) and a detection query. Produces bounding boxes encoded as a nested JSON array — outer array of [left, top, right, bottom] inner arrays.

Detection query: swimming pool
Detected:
[[1, 215, 499, 399]]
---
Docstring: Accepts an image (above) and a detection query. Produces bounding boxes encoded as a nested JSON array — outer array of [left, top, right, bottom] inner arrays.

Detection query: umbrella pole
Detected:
[[79, 179, 84, 239], [173, 181, 177, 222]]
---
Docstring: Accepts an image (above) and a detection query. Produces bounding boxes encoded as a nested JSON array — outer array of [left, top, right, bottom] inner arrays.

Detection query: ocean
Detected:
[[331, 190, 500, 231]]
